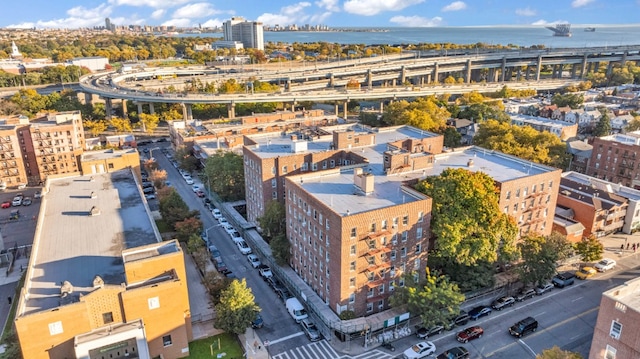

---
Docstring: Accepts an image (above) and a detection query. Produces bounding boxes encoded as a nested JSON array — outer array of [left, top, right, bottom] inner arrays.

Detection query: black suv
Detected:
[[552, 272, 575, 288], [447, 311, 470, 329]]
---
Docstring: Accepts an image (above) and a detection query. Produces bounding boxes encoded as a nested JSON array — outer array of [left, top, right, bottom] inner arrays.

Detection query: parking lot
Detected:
[[0, 188, 42, 249]]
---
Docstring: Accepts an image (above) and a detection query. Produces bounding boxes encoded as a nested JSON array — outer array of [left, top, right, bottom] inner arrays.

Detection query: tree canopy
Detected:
[[593, 110, 611, 137], [551, 93, 584, 109], [381, 95, 450, 132], [415, 168, 518, 266], [258, 200, 286, 239], [474, 119, 571, 169], [204, 151, 245, 201], [457, 103, 510, 123], [536, 346, 583, 359], [214, 279, 261, 335], [517, 233, 572, 286], [574, 236, 604, 263]]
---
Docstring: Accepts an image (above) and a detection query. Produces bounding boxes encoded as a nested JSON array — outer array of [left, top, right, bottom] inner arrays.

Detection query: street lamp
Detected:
[[148, 146, 160, 161]]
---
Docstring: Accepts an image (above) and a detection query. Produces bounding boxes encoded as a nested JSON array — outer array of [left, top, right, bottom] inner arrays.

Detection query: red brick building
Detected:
[[587, 132, 640, 188]]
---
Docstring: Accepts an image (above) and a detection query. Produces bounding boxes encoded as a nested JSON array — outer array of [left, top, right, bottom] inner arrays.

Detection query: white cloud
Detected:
[[151, 9, 165, 19], [441, 1, 466, 12], [108, 0, 191, 8], [315, 0, 340, 12], [161, 18, 192, 27], [571, 0, 594, 8], [531, 19, 569, 25], [343, 0, 424, 16], [8, 4, 116, 28], [201, 18, 224, 28], [257, 2, 314, 26], [515, 7, 536, 16], [389, 15, 443, 27], [172, 3, 222, 19]]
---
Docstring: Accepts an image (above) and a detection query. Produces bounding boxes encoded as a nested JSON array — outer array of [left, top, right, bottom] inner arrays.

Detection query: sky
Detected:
[[3, 0, 640, 29]]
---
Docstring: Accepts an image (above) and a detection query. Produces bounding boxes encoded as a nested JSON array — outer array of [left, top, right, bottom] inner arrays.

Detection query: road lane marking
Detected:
[[571, 296, 583, 302], [268, 331, 305, 345], [535, 311, 546, 316], [519, 339, 537, 357]]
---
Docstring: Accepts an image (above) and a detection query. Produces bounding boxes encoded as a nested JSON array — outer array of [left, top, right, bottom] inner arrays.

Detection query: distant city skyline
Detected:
[[3, 0, 640, 30]]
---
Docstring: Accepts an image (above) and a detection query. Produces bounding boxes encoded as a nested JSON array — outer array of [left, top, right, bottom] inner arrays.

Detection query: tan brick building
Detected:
[[80, 148, 141, 175], [15, 170, 191, 359], [586, 132, 640, 188], [589, 276, 640, 359]]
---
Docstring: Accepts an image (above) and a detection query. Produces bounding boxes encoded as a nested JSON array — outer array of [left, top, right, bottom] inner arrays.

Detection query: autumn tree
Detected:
[[474, 119, 571, 169], [415, 168, 518, 266], [381, 95, 450, 132], [536, 346, 583, 359], [9, 88, 48, 117], [110, 117, 132, 133], [138, 113, 160, 134], [149, 169, 167, 189], [574, 236, 604, 263], [84, 120, 108, 137], [443, 127, 462, 148], [214, 279, 261, 335], [390, 269, 465, 329], [458, 103, 510, 123], [174, 146, 199, 172], [203, 151, 245, 201], [175, 217, 203, 242]]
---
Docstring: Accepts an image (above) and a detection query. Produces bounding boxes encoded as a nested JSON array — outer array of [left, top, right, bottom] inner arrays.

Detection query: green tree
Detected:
[[214, 279, 261, 335], [593, 110, 611, 137], [270, 233, 291, 266], [9, 88, 48, 117], [390, 269, 465, 329], [474, 119, 571, 169], [415, 168, 518, 266], [258, 200, 286, 239], [427, 256, 495, 292], [443, 126, 462, 148], [187, 233, 205, 254], [204, 151, 245, 201], [159, 188, 198, 229], [175, 217, 203, 242], [624, 116, 640, 133], [551, 93, 584, 109], [574, 236, 604, 263], [536, 346, 583, 359], [517, 234, 562, 286], [458, 103, 510, 123]]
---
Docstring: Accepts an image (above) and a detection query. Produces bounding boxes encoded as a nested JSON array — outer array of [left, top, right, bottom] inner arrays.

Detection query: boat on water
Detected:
[[584, 27, 596, 32], [546, 24, 572, 37]]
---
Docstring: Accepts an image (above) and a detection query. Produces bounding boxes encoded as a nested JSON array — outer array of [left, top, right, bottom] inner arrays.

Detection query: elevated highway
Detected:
[[78, 45, 640, 118]]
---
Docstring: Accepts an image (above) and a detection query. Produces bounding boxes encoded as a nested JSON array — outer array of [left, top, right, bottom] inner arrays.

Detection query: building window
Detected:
[[367, 256, 375, 265], [416, 227, 423, 238], [401, 247, 406, 257], [163, 335, 173, 347], [102, 312, 113, 324], [282, 166, 288, 174], [403, 215, 408, 225], [415, 258, 421, 269], [417, 211, 423, 222], [415, 244, 421, 254], [349, 293, 355, 303], [271, 179, 277, 187], [393, 217, 398, 228], [349, 277, 356, 287], [272, 192, 277, 199], [322, 160, 327, 169], [370, 222, 376, 233], [108, 163, 114, 169], [312, 163, 318, 171], [350, 245, 356, 256], [402, 231, 408, 242], [382, 220, 388, 230], [148, 297, 160, 310], [367, 302, 373, 312], [350, 261, 356, 271], [506, 191, 511, 199], [615, 302, 627, 313], [391, 250, 396, 260], [610, 320, 622, 339], [48, 321, 63, 335], [378, 284, 384, 295], [350, 227, 357, 238]]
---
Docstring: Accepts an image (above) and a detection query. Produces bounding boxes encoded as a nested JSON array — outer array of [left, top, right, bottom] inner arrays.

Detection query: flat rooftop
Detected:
[[562, 171, 640, 201], [600, 131, 640, 145], [295, 146, 557, 215], [510, 114, 576, 128], [604, 276, 640, 310], [21, 170, 161, 315], [80, 148, 137, 161]]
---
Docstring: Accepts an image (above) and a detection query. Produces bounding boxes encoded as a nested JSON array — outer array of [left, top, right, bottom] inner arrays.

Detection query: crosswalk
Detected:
[[271, 340, 394, 359]]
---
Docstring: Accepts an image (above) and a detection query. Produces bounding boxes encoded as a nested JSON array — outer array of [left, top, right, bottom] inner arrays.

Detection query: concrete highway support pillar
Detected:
[[465, 59, 472, 84], [367, 69, 373, 88], [594, 62, 600, 73], [621, 51, 628, 65], [391, 79, 397, 87], [227, 102, 235, 119], [426, 73, 432, 84], [379, 101, 384, 113], [149, 103, 155, 115], [581, 55, 588, 78], [121, 99, 127, 116], [329, 74, 334, 87], [551, 65, 558, 79], [571, 64, 578, 78], [105, 98, 113, 120], [500, 57, 507, 82], [400, 66, 407, 84], [606, 62, 614, 77], [516, 68, 522, 81], [84, 92, 93, 105], [335, 103, 339, 116], [343, 101, 348, 119], [286, 79, 291, 92], [433, 63, 439, 83], [525, 66, 531, 80], [137, 102, 143, 116]]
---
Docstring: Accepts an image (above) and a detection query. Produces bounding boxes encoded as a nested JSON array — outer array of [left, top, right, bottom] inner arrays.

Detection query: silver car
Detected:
[[300, 318, 321, 342]]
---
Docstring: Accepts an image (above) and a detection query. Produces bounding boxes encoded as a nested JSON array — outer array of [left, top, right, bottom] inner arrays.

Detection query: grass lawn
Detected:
[[188, 333, 243, 359]]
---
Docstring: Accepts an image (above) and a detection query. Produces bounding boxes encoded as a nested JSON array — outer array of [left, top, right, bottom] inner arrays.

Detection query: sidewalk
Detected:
[[238, 327, 270, 359], [0, 257, 29, 287]]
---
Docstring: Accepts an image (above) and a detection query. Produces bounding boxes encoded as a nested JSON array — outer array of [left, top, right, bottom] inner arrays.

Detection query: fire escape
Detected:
[[359, 230, 393, 303]]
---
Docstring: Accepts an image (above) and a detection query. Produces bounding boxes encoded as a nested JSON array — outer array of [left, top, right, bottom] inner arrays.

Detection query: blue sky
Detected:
[[4, 0, 640, 29]]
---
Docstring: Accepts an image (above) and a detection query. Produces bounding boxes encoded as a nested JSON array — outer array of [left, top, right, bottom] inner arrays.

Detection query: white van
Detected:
[[285, 298, 308, 323]]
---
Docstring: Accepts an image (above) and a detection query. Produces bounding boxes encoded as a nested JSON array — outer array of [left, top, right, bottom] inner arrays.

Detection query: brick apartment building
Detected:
[[589, 276, 640, 359], [15, 170, 192, 359], [0, 111, 86, 187], [586, 132, 640, 188]]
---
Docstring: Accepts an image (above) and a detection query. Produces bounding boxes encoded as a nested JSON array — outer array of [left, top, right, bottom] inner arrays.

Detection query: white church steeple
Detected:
[[10, 41, 21, 58]]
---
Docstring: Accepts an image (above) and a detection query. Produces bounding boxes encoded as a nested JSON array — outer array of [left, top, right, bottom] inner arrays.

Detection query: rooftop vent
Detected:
[[89, 206, 101, 216], [90, 191, 97, 199], [60, 280, 74, 297], [93, 276, 104, 289], [467, 159, 474, 167]]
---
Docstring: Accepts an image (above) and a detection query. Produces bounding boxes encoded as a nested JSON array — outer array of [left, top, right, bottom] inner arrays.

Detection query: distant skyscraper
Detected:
[[223, 17, 264, 51], [105, 17, 115, 32]]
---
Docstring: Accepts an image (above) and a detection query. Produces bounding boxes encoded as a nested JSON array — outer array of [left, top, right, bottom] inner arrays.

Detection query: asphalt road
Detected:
[[0, 188, 42, 250], [150, 145, 310, 355]]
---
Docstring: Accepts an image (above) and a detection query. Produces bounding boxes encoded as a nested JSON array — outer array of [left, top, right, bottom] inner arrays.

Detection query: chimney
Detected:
[[467, 159, 474, 167], [354, 168, 374, 195]]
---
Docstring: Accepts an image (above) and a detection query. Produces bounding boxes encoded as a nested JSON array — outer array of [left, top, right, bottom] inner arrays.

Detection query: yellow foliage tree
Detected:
[[110, 117, 132, 133]]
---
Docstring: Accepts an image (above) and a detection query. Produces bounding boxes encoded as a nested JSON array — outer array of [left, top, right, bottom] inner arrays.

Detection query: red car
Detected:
[[1, 201, 10, 209], [456, 326, 484, 343], [195, 190, 205, 198]]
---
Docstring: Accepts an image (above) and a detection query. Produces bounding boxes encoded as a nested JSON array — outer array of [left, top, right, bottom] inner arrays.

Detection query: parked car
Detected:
[[212, 208, 222, 219], [436, 347, 469, 359], [191, 184, 201, 192], [208, 245, 221, 260], [218, 217, 229, 225], [491, 296, 515, 311], [141, 181, 154, 188], [258, 264, 273, 279], [1, 201, 10, 208], [195, 190, 205, 198], [300, 318, 321, 342], [447, 311, 470, 329], [552, 272, 575, 288], [21, 197, 32, 206], [575, 266, 597, 280], [456, 326, 484, 343], [34, 191, 42, 199], [143, 187, 155, 195], [416, 325, 444, 339], [184, 177, 194, 185], [213, 257, 229, 274], [402, 341, 436, 359], [515, 288, 536, 302], [144, 194, 156, 200], [236, 240, 252, 255], [230, 231, 243, 243], [9, 209, 19, 220], [251, 313, 264, 329], [247, 254, 262, 268], [594, 258, 616, 272], [535, 282, 554, 295], [469, 306, 492, 320], [11, 196, 22, 206]]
